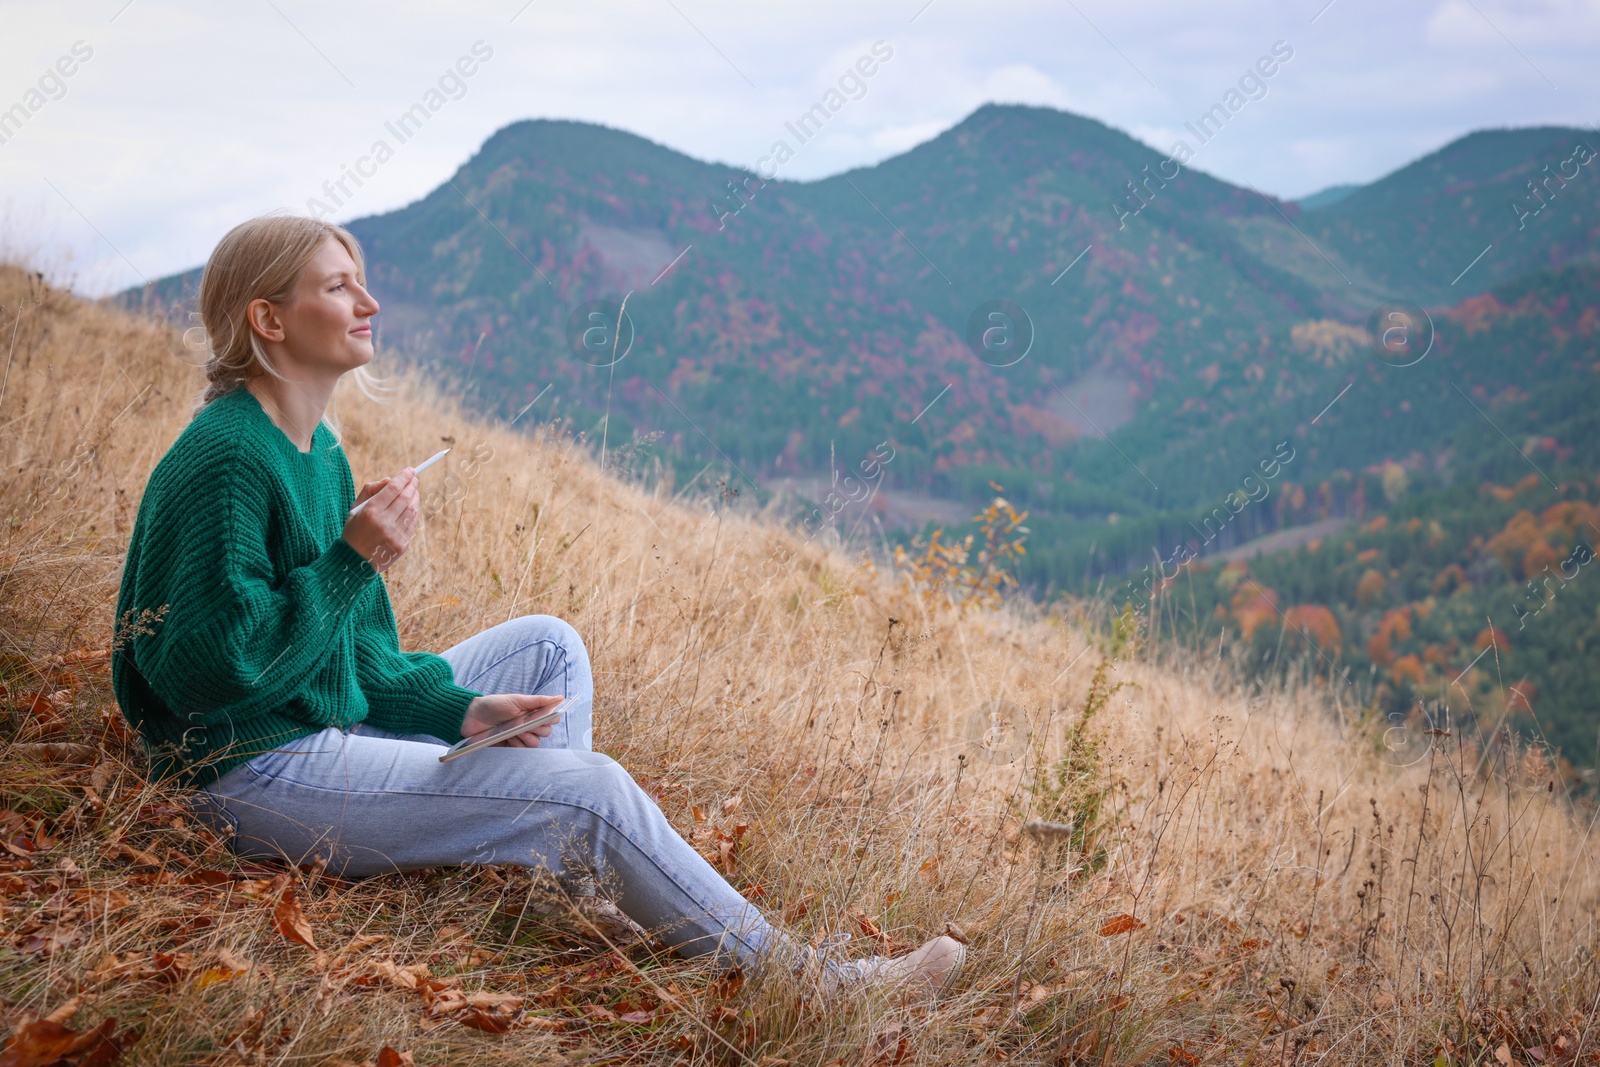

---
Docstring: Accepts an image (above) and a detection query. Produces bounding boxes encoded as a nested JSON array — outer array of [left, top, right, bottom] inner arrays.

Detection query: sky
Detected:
[[2, 0, 1597, 295]]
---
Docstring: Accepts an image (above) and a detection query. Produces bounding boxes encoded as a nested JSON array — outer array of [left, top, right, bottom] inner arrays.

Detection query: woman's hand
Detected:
[[342, 468, 419, 573], [461, 693, 564, 748]]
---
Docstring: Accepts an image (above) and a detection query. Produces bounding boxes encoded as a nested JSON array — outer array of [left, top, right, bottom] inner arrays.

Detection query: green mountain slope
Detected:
[[124, 108, 1600, 542], [1306, 126, 1600, 304]]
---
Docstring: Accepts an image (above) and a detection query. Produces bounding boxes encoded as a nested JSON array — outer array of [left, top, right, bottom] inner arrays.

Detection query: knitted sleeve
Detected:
[[133, 437, 382, 727], [350, 583, 482, 742]]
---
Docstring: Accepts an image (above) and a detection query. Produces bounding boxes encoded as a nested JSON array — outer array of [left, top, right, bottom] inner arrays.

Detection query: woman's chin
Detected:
[[344, 339, 375, 368]]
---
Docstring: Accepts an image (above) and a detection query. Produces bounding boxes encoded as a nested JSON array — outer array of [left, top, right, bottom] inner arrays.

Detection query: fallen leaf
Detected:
[[867, 1021, 911, 1066], [521, 1016, 566, 1033], [374, 1050, 414, 1067], [0, 1014, 132, 1067], [269, 875, 317, 949], [465, 992, 522, 1012], [0, 1019, 89, 1066], [855, 911, 886, 942], [363, 959, 431, 991], [20, 689, 69, 726], [618, 1010, 655, 1024], [74, 889, 133, 919], [341, 934, 390, 954], [103, 842, 160, 869], [1099, 914, 1145, 936], [194, 946, 252, 990], [711, 968, 744, 1001], [457, 1007, 516, 1034], [178, 869, 236, 888]]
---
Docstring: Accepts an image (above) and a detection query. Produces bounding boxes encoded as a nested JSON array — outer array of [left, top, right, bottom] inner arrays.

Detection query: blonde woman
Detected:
[[110, 214, 963, 994]]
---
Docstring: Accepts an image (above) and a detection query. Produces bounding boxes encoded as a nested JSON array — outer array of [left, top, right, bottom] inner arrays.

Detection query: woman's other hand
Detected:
[[342, 468, 419, 573], [461, 693, 564, 748]]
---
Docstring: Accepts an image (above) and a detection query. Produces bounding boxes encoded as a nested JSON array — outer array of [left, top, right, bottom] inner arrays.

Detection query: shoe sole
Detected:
[[934, 941, 967, 996]]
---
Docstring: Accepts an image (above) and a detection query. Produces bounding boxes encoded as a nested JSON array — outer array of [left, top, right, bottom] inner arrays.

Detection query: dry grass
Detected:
[[1, 263, 1598, 1066]]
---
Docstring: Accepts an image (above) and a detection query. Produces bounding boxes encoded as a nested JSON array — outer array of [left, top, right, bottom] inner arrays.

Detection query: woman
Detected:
[[110, 214, 963, 994]]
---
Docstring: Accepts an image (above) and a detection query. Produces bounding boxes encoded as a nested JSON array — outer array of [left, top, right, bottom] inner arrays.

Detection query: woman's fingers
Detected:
[[502, 721, 555, 748], [354, 477, 389, 505]]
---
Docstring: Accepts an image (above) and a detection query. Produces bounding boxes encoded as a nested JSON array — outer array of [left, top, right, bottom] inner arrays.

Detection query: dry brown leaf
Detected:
[[103, 842, 160, 869], [193, 946, 252, 990], [866, 1021, 911, 1066], [465, 992, 523, 1012], [72, 888, 132, 918], [0, 1014, 133, 1067], [340, 933, 390, 955], [269, 875, 317, 949], [521, 1016, 566, 1033], [374, 1049, 414, 1067], [1098, 914, 1145, 936], [363, 958, 432, 992], [457, 1007, 518, 1034]]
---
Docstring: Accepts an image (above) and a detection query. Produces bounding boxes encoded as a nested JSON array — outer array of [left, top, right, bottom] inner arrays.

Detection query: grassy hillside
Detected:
[[5, 267, 1600, 1065]]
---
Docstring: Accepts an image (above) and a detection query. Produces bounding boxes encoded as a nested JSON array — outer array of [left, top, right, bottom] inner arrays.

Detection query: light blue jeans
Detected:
[[195, 614, 788, 969]]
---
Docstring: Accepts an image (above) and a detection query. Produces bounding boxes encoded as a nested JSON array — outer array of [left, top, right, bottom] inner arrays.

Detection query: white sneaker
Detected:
[[827, 935, 966, 996]]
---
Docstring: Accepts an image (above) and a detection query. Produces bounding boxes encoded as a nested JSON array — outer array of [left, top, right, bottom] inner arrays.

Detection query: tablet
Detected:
[[438, 699, 569, 763]]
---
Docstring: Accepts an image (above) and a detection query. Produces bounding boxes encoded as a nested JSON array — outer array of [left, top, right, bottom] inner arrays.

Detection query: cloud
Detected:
[[1424, 0, 1600, 47], [2, 0, 1596, 292]]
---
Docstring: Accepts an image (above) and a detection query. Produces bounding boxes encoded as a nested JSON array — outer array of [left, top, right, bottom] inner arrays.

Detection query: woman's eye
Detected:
[[331, 283, 346, 292]]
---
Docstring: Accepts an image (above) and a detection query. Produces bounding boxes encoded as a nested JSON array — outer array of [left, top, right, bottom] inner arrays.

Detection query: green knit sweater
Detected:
[[111, 387, 482, 788]]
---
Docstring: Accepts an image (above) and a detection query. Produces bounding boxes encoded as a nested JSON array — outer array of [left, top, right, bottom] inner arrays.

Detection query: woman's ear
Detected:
[[246, 297, 286, 343]]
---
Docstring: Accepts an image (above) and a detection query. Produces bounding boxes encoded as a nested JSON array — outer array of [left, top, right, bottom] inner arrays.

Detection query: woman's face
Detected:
[[253, 236, 380, 376]]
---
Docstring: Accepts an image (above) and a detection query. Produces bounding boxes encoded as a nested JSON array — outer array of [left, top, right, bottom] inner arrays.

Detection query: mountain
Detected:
[[1296, 183, 1360, 210], [1306, 126, 1600, 304], [131, 106, 1357, 493], [124, 107, 1600, 545]]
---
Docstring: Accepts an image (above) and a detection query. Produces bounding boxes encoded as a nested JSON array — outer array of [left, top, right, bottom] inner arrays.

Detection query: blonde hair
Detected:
[[192, 213, 388, 441]]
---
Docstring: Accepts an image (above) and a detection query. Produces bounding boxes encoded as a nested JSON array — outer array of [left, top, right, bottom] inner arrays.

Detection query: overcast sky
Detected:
[[2, 0, 1596, 295]]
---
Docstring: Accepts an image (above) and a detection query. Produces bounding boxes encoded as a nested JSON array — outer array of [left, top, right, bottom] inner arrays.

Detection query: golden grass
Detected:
[[1, 263, 1598, 1066]]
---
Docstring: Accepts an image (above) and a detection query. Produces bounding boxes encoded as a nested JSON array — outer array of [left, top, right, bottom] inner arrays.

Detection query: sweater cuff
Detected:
[[303, 537, 381, 625], [328, 536, 381, 591], [406, 680, 481, 742]]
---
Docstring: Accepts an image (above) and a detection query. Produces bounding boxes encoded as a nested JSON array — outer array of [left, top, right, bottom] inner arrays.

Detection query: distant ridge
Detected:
[[1296, 183, 1359, 210]]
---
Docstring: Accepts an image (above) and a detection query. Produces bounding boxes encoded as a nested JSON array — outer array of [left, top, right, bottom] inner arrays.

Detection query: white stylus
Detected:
[[347, 448, 450, 517]]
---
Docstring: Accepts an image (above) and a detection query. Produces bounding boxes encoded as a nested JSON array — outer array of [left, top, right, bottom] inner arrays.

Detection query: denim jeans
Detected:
[[194, 614, 789, 969]]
